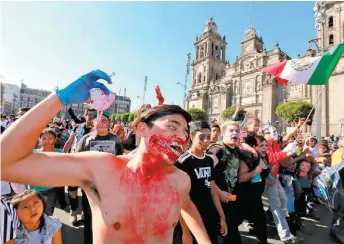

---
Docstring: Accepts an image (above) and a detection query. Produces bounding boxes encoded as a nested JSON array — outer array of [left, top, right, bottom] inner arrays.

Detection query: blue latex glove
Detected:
[[56, 70, 112, 106]]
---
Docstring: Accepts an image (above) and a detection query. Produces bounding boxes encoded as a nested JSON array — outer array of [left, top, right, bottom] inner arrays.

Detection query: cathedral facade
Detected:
[[312, 1, 344, 137], [186, 2, 344, 136]]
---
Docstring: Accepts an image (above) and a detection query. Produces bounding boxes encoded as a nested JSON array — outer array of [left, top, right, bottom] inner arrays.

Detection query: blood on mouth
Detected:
[[148, 133, 185, 164]]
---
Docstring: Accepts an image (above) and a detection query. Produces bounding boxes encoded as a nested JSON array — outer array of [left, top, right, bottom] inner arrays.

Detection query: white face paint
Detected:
[[269, 126, 279, 141]]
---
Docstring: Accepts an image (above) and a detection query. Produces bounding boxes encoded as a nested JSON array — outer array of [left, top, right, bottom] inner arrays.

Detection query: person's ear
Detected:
[[137, 122, 149, 138]]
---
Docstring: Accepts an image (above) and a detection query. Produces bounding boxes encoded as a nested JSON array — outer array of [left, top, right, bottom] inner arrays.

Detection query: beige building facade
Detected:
[[313, 1, 344, 136], [186, 3, 344, 136]]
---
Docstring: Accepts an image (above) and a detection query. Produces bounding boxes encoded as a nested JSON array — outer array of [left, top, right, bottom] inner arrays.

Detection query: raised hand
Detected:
[[155, 85, 165, 105], [56, 70, 112, 106], [283, 141, 299, 156]]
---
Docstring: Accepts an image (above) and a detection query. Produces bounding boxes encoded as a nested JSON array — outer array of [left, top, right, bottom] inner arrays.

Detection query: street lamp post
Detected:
[[176, 82, 187, 105]]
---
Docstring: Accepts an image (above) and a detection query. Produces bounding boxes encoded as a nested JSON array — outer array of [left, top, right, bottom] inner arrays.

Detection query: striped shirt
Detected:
[[0, 199, 19, 244]]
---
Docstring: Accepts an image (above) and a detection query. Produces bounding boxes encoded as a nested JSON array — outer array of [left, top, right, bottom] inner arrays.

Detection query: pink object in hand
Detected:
[[89, 88, 115, 111]]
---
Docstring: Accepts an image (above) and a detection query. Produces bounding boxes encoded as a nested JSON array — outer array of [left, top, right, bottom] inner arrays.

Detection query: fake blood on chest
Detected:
[[118, 169, 181, 238]]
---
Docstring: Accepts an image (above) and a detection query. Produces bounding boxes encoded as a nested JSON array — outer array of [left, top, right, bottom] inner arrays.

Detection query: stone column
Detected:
[[222, 47, 226, 61], [208, 41, 212, 56], [195, 46, 199, 60], [261, 76, 276, 125]]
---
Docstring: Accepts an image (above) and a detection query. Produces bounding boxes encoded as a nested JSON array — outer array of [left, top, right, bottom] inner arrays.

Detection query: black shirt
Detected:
[[176, 152, 216, 214], [76, 132, 123, 155], [209, 144, 241, 194], [123, 132, 136, 151]]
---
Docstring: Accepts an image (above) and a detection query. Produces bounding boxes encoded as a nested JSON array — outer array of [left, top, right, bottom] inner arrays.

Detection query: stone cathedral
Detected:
[[185, 5, 344, 136]]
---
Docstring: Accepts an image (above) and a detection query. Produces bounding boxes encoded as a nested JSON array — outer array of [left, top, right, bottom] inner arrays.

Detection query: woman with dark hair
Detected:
[[11, 190, 62, 244], [236, 135, 268, 244], [294, 159, 319, 220]]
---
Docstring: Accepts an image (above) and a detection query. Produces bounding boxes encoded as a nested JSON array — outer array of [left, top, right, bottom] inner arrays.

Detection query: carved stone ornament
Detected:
[[256, 81, 261, 91], [314, 1, 327, 27], [212, 96, 220, 110], [262, 75, 274, 87], [243, 80, 253, 94], [289, 84, 302, 97]]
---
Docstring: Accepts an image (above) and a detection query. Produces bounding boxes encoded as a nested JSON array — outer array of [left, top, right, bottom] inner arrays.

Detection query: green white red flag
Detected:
[[261, 44, 344, 85]]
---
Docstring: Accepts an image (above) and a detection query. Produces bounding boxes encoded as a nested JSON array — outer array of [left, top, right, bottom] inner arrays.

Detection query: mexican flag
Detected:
[[261, 44, 344, 85]]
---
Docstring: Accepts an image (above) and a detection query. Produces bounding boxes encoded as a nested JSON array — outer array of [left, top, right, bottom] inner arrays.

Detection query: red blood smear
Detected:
[[119, 155, 181, 241], [148, 133, 185, 165]]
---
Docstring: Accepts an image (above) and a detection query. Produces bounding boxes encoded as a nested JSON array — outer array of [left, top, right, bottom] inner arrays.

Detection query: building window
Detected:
[[329, 16, 334, 28], [329, 34, 334, 45], [203, 76, 206, 82], [215, 74, 218, 80]]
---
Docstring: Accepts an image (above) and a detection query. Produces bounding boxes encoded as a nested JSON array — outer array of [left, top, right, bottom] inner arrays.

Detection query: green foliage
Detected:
[[186, 108, 208, 121], [121, 113, 130, 122], [275, 100, 315, 125], [222, 106, 245, 121], [128, 113, 137, 122], [115, 114, 122, 121], [222, 106, 236, 120], [110, 114, 117, 122]]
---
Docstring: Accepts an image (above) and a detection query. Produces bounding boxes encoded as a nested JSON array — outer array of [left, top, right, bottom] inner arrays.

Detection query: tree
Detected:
[[222, 106, 246, 121], [186, 108, 208, 121], [128, 113, 137, 122], [115, 114, 121, 122], [275, 100, 315, 125], [121, 113, 130, 123], [110, 114, 117, 122]]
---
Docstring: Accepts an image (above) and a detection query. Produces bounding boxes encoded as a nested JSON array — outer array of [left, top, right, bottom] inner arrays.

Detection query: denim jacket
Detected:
[[15, 214, 61, 244]]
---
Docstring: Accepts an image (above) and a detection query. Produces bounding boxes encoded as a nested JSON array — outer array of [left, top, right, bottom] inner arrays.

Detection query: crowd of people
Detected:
[[1, 70, 344, 244]]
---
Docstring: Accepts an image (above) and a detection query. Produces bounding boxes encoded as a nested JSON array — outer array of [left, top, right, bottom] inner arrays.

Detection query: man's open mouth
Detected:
[[169, 144, 183, 154], [231, 136, 238, 141]]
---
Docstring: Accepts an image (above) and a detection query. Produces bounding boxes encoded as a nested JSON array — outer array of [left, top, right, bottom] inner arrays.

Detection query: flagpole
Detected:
[[296, 85, 326, 139]]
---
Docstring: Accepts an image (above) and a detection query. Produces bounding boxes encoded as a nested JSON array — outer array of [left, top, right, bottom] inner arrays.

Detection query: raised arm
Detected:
[[1, 70, 112, 187], [67, 105, 85, 124], [63, 131, 75, 153]]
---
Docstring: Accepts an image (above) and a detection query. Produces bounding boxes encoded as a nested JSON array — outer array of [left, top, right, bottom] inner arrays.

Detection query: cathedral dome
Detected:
[[204, 17, 218, 33]]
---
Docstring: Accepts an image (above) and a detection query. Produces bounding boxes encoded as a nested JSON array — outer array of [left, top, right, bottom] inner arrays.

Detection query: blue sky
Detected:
[[1, 1, 316, 110]]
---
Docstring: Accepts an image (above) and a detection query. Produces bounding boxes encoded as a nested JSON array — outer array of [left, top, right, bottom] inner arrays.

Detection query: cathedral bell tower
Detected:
[[191, 18, 227, 90], [241, 25, 264, 54]]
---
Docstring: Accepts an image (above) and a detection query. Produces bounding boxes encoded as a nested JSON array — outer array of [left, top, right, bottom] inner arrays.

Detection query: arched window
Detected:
[[329, 34, 334, 45], [198, 73, 202, 83], [215, 74, 218, 80], [329, 16, 334, 28]]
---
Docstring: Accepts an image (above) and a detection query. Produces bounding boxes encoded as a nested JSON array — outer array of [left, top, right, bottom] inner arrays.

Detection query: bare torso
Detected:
[[84, 155, 187, 244]]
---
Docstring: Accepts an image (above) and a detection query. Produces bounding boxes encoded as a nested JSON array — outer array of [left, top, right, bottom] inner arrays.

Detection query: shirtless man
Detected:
[[1, 70, 211, 244]]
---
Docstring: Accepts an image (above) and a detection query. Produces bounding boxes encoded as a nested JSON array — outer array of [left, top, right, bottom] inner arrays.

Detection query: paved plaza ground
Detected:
[[54, 189, 339, 244]]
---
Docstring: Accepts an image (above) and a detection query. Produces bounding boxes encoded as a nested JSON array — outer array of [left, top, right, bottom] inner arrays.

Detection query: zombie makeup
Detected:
[[268, 126, 279, 141], [148, 133, 185, 165], [223, 125, 240, 147]]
